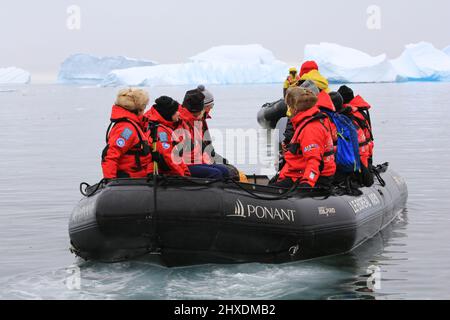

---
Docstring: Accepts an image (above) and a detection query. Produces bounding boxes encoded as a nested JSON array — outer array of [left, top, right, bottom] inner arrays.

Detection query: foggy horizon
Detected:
[[1, 0, 449, 82]]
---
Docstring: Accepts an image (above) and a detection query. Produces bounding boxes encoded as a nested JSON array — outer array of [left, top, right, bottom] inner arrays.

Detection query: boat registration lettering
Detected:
[[349, 192, 381, 214], [318, 207, 336, 216], [71, 201, 95, 223]]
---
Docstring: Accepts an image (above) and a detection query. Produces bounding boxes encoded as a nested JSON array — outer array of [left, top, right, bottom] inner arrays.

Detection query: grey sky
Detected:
[[1, 0, 449, 82]]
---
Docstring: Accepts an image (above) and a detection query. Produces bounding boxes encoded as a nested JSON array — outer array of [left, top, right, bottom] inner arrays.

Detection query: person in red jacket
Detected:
[[299, 80, 338, 150], [179, 88, 230, 180], [144, 96, 190, 177], [273, 87, 336, 189], [101, 88, 152, 179], [330, 91, 373, 187], [338, 85, 374, 167]]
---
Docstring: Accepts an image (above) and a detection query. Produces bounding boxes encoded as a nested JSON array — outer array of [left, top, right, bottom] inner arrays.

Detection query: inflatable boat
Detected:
[[257, 99, 287, 130], [69, 164, 407, 266]]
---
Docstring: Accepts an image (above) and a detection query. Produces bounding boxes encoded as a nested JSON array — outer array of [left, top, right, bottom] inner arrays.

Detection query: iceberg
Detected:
[[303, 43, 398, 83], [0, 67, 31, 84], [443, 45, 450, 56], [189, 44, 279, 64], [101, 44, 288, 86], [391, 42, 450, 81], [57, 54, 157, 84]]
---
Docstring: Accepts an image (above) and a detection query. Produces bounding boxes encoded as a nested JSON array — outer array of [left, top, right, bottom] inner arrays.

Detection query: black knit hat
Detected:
[[183, 89, 205, 113], [154, 96, 179, 121], [329, 92, 344, 112], [337, 85, 355, 104]]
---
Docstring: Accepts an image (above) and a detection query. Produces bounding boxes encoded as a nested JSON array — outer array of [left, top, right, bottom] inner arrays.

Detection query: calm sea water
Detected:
[[0, 83, 449, 299]]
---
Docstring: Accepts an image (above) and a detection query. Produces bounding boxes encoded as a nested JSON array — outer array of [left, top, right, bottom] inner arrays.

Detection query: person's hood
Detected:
[[300, 69, 330, 93], [316, 91, 335, 112], [110, 105, 142, 124], [348, 95, 371, 110], [290, 105, 321, 130], [144, 106, 177, 129], [180, 105, 202, 123], [299, 61, 319, 77]]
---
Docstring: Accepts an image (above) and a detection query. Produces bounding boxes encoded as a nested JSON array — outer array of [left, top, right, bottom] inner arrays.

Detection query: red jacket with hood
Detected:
[[279, 106, 336, 186], [144, 107, 190, 176], [179, 106, 213, 165], [346, 95, 374, 161], [101, 105, 152, 179], [316, 91, 338, 151]]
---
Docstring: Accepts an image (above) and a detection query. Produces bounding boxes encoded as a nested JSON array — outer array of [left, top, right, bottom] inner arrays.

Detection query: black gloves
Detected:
[[361, 165, 374, 187]]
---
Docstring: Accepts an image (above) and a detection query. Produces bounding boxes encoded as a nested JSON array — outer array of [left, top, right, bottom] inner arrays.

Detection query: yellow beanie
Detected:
[[115, 88, 149, 112]]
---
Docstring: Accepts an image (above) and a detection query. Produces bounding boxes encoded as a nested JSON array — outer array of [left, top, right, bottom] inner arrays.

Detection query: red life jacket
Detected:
[[347, 95, 374, 160], [316, 91, 338, 152], [101, 105, 152, 179], [179, 106, 213, 165], [286, 74, 301, 85], [143, 107, 190, 176], [279, 106, 336, 186]]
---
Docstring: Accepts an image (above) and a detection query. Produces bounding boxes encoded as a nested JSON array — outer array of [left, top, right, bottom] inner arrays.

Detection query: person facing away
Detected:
[[330, 91, 374, 187], [272, 87, 336, 189], [179, 88, 230, 180], [283, 67, 301, 97], [143, 96, 190, 177], [101, 88, 152, 179], [338, 85, 374, 167]]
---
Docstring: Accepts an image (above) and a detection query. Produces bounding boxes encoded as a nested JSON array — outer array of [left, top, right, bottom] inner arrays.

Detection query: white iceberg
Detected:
[[391, 42, 450, 81], [57, 53, 157, 84], [303, 43, 398, 83], [443, 45, 450, 56], [189, 44, 279, 64], [0, 67, 31, 84], [101, 44, 288, 86]]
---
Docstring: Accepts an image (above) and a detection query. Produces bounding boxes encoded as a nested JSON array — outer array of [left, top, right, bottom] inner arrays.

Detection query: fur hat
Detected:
[[115, 88, 149, 113], [197, 85, 214, 105], [285, 87, 318, 112], [183, 88, 205, 113]]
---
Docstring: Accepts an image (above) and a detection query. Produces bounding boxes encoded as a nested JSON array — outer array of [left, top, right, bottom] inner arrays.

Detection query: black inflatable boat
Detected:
[[69, 164, 407, 266], [257, 99, 287, 130]]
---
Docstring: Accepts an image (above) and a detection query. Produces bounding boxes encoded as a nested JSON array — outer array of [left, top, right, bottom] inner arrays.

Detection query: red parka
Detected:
[[101, 105, 152, 179], [179, 107, 213, 165], [346, 95, 374, 162], [279, 106, 336, 187], [317, 90, 338, 151], [144, 107, 190, 176]]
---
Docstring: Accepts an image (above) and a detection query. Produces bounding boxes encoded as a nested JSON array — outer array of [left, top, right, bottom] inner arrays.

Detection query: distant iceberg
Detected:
[[60, 43, 450, 87], [303, 43, 399, 83], [0, 67, 31, 84], [57, 54, 157, 84], [101, 44, 288, 86], [391, 42, 450, 81]]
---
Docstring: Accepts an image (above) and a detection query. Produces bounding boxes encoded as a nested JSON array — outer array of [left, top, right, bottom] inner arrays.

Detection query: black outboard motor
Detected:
[[257, 99, 287, 129]]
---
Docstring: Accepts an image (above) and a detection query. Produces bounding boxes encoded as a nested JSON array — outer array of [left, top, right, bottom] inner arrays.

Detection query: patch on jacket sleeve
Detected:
[[162, 142, 170, 149], [116, 138, 126, 148], [158, 132, 168, 142], [304, 144, 319, 153], [120, 128, 133, 140]]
